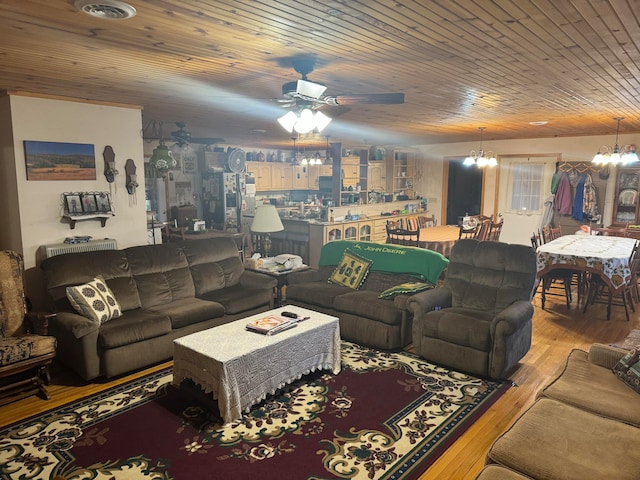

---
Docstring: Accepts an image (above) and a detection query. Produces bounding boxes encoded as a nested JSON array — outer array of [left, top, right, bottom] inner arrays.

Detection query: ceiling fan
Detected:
[[142, 121, 224, 146], [273, 55, 405, 112]]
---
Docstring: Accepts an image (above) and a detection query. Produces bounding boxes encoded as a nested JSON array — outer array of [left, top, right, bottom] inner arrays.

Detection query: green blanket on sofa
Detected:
[[319, 240, 449, 285]]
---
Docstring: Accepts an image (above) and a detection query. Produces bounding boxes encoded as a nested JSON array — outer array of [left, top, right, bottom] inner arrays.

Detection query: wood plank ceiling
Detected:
[[1, 0, 639, 149]]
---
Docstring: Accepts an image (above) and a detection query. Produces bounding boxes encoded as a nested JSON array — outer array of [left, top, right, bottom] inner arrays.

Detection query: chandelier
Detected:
[[463, 127, 497, 167], [278, 108, 332, 134], [592, 117, 639, 165]]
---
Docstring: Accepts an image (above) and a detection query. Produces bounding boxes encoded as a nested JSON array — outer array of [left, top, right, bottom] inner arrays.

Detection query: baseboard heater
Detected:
[[43, 238, 118, 259]]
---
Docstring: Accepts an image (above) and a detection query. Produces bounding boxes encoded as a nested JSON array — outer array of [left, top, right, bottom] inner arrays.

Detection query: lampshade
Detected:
[[277, 109, 332, 134], [149, 141, 177, 172], [592, 117, 639, 165], [250, 205, 284, 233]]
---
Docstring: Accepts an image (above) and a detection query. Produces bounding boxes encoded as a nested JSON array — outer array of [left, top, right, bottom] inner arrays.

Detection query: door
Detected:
[[445, 159, 484, 225], [497, 154, 559, 245]]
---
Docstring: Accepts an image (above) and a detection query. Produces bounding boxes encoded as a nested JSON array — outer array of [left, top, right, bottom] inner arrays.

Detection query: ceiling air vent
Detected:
[[74, 0, 137, 20]]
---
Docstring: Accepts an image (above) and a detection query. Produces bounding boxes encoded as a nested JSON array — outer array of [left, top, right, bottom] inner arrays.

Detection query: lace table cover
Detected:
[[173, 306, 341, 424], [536, 234, 637, 292]]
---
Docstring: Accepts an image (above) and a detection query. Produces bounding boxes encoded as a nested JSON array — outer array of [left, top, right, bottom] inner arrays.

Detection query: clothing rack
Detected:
[[557, 161, 600, 175]]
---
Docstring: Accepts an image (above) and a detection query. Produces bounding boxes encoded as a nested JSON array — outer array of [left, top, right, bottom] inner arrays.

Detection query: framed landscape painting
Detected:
[[24, 141, 96, 180]]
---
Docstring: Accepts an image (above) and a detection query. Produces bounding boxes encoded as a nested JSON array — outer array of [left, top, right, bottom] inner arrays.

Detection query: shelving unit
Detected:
[[386, 149, 416, 200], [611, 167, 640, 226]]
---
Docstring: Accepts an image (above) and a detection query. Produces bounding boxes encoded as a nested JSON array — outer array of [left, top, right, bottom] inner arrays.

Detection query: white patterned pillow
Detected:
[[66, 276, 122, 324]]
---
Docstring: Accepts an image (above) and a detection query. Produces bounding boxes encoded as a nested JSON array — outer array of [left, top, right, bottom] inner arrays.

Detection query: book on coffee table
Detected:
[[246, 314, 298, 335]]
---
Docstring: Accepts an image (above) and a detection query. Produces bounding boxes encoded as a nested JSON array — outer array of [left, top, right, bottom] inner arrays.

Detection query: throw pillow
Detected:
[[66, 276, 122, 325], [612, 346, 640, 394], [328, 248, 372, 290], [378, 281, 434, 300]]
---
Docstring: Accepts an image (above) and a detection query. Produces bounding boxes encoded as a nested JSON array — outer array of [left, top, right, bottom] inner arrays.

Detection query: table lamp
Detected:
[[250, 205, 284, 258]]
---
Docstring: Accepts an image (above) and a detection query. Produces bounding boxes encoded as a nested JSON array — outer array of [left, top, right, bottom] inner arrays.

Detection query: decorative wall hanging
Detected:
[[24, 141, 96, 180], [124, 158, 138, 206], [103, 145, 118, 194]]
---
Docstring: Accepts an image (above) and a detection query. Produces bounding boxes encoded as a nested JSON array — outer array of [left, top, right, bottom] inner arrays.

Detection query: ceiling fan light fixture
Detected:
[[295, 108, 316, 134], [277, 111, 298, 133], [314, 111, 332, 132], [297, 79, 327, 99]]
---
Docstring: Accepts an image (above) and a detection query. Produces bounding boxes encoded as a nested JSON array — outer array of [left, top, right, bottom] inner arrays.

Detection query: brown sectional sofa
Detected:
[[40, 237, 277, 380], [285, 240, 449, 350], [476, 343, 640, 480]]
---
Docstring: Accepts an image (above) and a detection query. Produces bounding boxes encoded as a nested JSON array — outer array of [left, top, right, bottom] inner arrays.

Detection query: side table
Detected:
[[246, 265, 309, 306]]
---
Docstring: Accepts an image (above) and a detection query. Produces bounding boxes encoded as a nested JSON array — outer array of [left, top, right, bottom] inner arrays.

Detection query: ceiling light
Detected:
[[277, 109, 332, 134], [592, 117, 638, 165], [464, 127, 497, 168], [149, 141, 177, 173], [74, 0, 137, 19]]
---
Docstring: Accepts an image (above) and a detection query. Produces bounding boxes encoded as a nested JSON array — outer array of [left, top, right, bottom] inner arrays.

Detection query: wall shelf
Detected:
[[64, 213, 113, 229]]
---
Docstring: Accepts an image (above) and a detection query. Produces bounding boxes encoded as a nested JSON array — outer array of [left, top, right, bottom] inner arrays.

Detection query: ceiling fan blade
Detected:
[[322, 105, 352, 117], [330, 93, 405, 105], [190, 137, 225, 145]]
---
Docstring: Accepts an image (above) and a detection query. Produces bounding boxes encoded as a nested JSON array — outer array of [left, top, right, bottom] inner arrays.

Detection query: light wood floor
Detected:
[[1, 292, 637, 480]]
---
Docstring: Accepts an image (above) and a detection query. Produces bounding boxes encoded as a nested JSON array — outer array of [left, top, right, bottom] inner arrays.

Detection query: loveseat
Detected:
[[40, 237, 277, 380], [285, 240, 449, 350], [475, 343, 640, 480]]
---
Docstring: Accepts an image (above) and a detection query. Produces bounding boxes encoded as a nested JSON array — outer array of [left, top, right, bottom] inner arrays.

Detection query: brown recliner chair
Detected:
[[408, 239, 537, 379], [0, 250, 57, 405]]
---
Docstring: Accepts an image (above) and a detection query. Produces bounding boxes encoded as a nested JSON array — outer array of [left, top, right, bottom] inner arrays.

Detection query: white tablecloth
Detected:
[[172, 306, 341, 424], [536, 234, 637, 291]]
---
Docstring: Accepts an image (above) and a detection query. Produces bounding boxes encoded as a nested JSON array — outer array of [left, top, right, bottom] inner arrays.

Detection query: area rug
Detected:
[[622, 329, 640, 349], [0, 341, 510, 480]]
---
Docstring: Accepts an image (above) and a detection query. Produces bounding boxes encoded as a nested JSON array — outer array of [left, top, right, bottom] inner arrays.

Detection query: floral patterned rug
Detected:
[[0, 341, 510, 480]]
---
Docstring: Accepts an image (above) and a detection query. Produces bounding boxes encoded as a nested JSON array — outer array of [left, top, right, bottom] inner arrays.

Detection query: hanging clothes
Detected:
[[540, 194, 555, 229], [583, 173, 599, 220], [554, 172, 573, 215], [572, 174, 586, 221], [550, 167, 561, 194]]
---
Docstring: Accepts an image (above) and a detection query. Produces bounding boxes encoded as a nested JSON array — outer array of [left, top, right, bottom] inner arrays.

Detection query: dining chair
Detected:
[[418, 214, 436, 228], [582, 240, 639, 321], [475, 218, 492, 241], [531, 232, 581, 310], [591, 226, 627, 237], [488, 218, 504, 241], [386, 221, 420, 247]]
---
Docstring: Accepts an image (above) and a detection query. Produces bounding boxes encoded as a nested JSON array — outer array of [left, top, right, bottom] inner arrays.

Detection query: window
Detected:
[[510, 162, 544, 212]]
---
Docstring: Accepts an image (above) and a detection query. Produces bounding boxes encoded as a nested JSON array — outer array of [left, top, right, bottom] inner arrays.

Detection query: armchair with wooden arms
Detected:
[[0, 250, 57, 405], [408, 239, 537, 379]]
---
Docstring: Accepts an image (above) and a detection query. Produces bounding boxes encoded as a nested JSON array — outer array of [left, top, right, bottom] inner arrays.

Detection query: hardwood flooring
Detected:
[[1, 292, 637, 479]]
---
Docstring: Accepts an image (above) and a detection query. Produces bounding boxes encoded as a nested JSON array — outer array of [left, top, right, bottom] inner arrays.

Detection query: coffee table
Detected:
[[172, 306, 341, 424]]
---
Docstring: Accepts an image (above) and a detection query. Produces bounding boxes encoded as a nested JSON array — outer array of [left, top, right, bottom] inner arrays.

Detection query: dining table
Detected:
[[418, 225, 460, 257], [536, 234, 637, 294]]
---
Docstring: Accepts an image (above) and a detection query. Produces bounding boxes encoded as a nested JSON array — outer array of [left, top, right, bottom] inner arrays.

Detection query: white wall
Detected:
[[414, 132, 640, 232], [2, 93, 147, 308]]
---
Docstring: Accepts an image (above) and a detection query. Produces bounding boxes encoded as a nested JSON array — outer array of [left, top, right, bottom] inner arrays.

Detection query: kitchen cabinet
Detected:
[[308, 164, 332, 190], [341, 156, 360, 189], [611, 167, 640, 225], [292, 165, 310, 189], [246, 162, 271, 190], [368, 163, 385, 192], [271, 163, 293, 190], [307, 211, 422, 266]]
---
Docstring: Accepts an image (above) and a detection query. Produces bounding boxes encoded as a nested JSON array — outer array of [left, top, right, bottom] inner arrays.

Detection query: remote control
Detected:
[[281, 311, 298, 318]]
